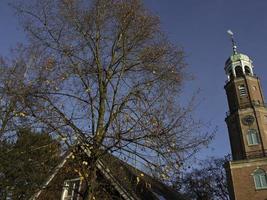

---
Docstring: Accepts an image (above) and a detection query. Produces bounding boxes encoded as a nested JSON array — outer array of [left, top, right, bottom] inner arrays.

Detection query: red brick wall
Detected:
[[226, 159, 267, 200]]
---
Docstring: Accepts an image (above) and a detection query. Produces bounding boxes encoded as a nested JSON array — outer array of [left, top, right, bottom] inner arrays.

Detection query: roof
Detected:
[[99, 151, 184, 200], [31, 144, 186, 200], [225, 53, 252, 66]]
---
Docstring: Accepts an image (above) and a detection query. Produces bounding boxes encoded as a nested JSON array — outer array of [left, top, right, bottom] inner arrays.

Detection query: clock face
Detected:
[[242, 115, 255, 126]]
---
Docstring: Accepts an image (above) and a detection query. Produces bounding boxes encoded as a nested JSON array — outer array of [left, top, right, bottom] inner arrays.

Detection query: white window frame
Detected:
[[61, 178, 82, 200], [247, 129, 259, 145], [253, 169, 267, 190]]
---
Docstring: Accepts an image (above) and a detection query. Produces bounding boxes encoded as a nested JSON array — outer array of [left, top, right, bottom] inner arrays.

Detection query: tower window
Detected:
[[62, 178, 82, 200], [228, 69, 234, 80], [245, 66, 251, 75], [247, 129, 259, 145], [238, 85, 247, 96], [253, 169, 267, 190], [235, 66, 243, 77]]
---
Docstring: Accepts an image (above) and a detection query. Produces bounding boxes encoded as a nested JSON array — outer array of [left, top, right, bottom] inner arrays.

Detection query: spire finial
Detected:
[[227, 30, 237, 54]]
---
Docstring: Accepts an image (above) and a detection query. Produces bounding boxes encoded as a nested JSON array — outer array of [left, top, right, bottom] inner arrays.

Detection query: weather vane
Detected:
[[227, 30, 237, 54]]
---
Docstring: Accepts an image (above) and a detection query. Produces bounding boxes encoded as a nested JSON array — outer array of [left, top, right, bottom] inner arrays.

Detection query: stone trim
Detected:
[[230, 158, 267, 169]]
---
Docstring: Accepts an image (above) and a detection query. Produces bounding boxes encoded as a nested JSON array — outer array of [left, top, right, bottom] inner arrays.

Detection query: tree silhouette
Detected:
[[2, 0, 215, 198], [181, 157, 230, 200]]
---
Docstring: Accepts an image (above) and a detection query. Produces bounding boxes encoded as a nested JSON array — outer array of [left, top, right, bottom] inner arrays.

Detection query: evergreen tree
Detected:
[[0, 128, 61, 199]]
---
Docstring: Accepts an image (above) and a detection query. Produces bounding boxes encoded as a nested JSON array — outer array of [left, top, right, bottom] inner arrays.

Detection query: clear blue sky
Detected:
[[1, 0, 267, 159]]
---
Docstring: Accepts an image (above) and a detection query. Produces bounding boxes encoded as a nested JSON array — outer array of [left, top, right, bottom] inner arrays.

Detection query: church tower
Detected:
[[224, 31, 267, 200]]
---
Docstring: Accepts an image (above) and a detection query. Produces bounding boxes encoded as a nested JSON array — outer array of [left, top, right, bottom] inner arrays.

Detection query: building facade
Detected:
[[31, 145, 185, 200], [224, 46, 267, 199]]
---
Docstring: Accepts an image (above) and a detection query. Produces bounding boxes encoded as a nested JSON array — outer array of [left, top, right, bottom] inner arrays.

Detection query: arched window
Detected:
[[247, 129, 259, 145], [235, 66, 243, 77], [253, 169, 267, 189], [228, 69, 234, 80], [245, 66, 251, 75]]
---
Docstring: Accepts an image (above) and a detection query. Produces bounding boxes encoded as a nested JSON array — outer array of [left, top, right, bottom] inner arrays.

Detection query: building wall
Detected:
[[226, 158, 267, 200], [224, 54, 267, 200], [226, 108, 267, 159], [225, 74, 267, 161]]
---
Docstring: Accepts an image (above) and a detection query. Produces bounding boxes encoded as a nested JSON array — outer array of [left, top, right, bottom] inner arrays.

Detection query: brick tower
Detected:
[[224, 31, 267, 200]]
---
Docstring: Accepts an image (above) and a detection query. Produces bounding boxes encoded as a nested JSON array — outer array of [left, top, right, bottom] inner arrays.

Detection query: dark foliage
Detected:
[[180, 157, 230, 200], [0, 128, 61, 199]]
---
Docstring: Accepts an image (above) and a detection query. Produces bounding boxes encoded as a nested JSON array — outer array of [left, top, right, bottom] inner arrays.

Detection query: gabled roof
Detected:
[[31, 144, 186, 200]]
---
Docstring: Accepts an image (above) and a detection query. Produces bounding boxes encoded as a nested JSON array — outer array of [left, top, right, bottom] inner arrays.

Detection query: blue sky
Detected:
[[1, 0, 267, 159], [144, 0, 267, 159]]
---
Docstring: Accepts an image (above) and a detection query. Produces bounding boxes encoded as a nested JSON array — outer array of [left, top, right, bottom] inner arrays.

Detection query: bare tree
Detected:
[[0, 57, 62, 199], [181, 157, 230, 200], [5, 0, 213, 198], [0, 55, 27, 140]]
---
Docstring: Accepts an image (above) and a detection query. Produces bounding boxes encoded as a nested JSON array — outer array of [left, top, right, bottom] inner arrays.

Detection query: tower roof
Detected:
[[225, 53, 251, 66], [224, 52, 254, 79]]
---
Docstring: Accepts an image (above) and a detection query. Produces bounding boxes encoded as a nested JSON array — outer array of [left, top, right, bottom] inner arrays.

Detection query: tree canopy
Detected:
[[0, 0, 214, 198]]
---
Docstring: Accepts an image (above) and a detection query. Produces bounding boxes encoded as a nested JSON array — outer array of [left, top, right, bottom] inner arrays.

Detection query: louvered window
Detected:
[[238, 85, 247, 96]]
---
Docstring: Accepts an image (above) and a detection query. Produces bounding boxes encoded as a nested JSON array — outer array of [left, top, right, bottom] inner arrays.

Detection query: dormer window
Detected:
[[62, 178, 82, 200], [238, 85, 247, 96]]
